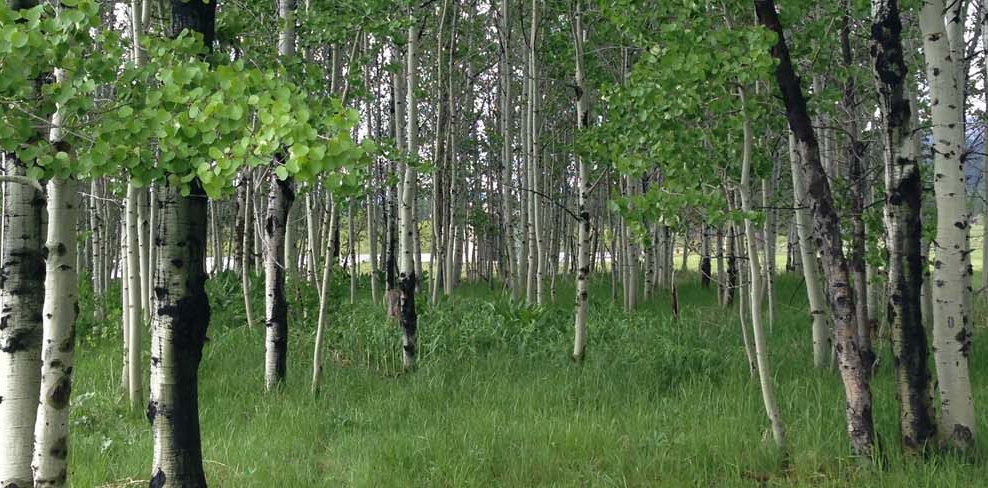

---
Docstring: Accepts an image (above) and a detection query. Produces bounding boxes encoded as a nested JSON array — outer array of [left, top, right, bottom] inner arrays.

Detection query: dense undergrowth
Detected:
[[68, 270, 987, 486]]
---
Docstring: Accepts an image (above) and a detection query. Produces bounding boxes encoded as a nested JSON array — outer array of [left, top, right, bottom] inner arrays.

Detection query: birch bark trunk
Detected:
[[919, 0, 977, 448], [0, 157, 45, 488], [870, 0, 937, 451], [756, 0, 876, 457]]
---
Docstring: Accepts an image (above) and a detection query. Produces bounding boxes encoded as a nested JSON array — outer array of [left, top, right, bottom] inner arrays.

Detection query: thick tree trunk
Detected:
[[870, 0, 937, 452], [755, 0, 876, 458], [148, 181, 210, 488], [32, 65, 81, 486], [148, 0, 217, 483], [919, 0, 977, 449], [0, 159, 45, 488]]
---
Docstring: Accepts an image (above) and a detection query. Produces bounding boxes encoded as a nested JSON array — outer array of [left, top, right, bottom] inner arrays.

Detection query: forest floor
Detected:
[[68, 271, 988, 487]]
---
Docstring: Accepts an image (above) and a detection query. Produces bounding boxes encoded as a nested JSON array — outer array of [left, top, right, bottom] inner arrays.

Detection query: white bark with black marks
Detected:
[[32, 178, 78, 488], [919, 0, 976, 449], [0, 158, 45, 488]]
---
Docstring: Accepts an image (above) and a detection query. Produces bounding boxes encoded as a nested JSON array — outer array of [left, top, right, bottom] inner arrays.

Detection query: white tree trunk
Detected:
[[312, 198, 338, 392], [788, 133, 830, 368], [740, 94, 786, 449], [0, 160, 45, 488], [32, 178, 79, 488], [399, 22, 421, 370], [126, 183, 143, 409], [919, 0, 977, 448], [148, 182, 209, 488], [572, 0, 589, 362]]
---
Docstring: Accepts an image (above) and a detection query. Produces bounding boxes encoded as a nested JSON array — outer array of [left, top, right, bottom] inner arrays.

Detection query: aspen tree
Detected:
[[919, 0, 977, 448], [499, 0, 516, 300], [840, 6, 872, 369], [739, 88, 786, 450], [312, 198, 338, 392], [264, 0, 298, 391], [870, 0, 936, 452], [756, 0, 876, 457], [572, 0, 589, 362], [0, 2, 46, 482], [125, 0, 145, 410], [31, 60, 80, 488], [0, 155, 45, 488], [399, 19, 420, 370], [242, 172, 255, 328]]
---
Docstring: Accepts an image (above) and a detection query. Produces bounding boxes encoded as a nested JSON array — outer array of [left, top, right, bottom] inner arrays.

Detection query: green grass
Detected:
[[67, 270, 988, 487]]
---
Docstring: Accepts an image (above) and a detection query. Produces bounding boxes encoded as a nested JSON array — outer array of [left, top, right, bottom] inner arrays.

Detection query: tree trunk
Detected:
[[572, 0, 590, 362], [311, 198, 337, 392], [740, 91, 787, 450], [919, 0, 977, 449], [263, 173, 295, 390], [788, 135, 830, 368], [399, 22, 420, 370], [499, 0, 515, 299], [126, 183, 143, 408], [148, 181, 210, 488], [264, 0, 298, 391], [755, 0, 875, 458], [0, 159, 45, 488], [242, 174, 255, 328], [870, 0, 937, 452], [840, 6, 873, 370], [32, 62, 81, 486]]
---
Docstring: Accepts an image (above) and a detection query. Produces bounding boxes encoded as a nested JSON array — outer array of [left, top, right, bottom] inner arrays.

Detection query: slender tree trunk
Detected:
[[399, 22, 420, 370], [840, 7, 873, 370], [123, 0, 146, 410], [701, 224, 712, 288], [311, 198, 337, 392], [572, 0, 590, 362], [734, 218, 756, 377], [367, 194, 378, 303], [787, 135, 830, 368], [125, 183, 143, 408], [740, 91, 787, 450], [756, 0, 876, 457], [716, 226, 724, 305], [348, 198, 356, 304], [140, 189, 151, 312], [242, 174, 255, 328]]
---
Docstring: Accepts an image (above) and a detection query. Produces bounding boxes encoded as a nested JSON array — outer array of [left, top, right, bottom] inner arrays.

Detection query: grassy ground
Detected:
[[67, 270, 988, 487]]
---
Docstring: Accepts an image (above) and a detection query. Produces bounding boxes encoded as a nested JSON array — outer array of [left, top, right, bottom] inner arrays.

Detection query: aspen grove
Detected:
[[3, 0, 988, 486]]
